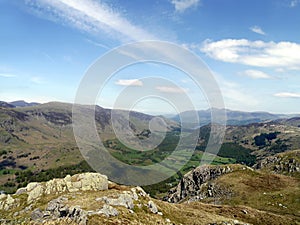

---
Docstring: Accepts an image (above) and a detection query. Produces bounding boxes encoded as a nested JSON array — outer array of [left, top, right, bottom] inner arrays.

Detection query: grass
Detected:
[[202, 169, 300, 218]]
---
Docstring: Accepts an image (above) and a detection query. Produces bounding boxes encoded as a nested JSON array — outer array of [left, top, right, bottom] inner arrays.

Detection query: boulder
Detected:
[[98, 204, 119, 217], [148, 200, 158, 214], [31, 208, 43, 221]]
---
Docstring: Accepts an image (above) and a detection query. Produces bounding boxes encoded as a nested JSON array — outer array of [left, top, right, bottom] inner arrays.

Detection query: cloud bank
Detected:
[[201, 39, 300, 70]]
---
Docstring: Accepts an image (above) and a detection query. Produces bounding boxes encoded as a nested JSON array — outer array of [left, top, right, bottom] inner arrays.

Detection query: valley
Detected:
[[0, 101, 299, 224]]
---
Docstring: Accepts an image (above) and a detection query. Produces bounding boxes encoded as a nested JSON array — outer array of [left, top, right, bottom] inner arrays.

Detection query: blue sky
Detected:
[[0, 0, 300, 114]]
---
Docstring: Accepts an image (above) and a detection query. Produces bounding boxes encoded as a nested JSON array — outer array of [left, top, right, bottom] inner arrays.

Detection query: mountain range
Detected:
[[171, 108, 299, 127]]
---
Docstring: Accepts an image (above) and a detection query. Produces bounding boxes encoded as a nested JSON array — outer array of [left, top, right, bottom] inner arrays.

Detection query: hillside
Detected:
[[165, 163, 300, 224], [199, 121, 300, 160], [1, 171, 298, 225], [0, 102, 179, 193]]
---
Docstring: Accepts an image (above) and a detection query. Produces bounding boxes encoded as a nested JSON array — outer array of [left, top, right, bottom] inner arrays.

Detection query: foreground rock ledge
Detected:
[[0, 172, 108, 209]]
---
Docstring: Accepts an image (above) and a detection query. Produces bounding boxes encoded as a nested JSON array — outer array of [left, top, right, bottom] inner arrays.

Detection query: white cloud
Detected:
[[155, 86, 188, 93], [170, 0, 200, 13], [290, 0, 299, 7], [0, 73, 17, 78], [115, 79, 143, 86], [250, 26, 266, 35], [274, 92, 300, 98], [201, 39, 300, 70], [241, 70, 272, 79], [26, 0, 155, 42]]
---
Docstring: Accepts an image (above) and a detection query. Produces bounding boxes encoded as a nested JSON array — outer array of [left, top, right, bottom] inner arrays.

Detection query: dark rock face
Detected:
[[94, 106, 111, 130], [166, 165, 233, 203], [42, 111, 72, 125]]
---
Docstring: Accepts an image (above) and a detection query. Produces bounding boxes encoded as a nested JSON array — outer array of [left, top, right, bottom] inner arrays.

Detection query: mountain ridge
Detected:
[[171, 108, 299, 126]]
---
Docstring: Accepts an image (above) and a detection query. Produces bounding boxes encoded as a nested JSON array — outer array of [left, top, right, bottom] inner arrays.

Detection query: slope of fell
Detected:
[[0, 172, 297, 225]]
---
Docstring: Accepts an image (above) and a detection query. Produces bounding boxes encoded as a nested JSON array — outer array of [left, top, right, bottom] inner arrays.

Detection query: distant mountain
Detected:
[[0, 101, 15, 108], [9, 100, 40, 107], [171, 108, 297, 127]]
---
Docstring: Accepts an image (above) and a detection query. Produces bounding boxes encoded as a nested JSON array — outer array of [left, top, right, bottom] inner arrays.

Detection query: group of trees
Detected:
[[217, 143, 256, 166], [254, 132, 279, 147]]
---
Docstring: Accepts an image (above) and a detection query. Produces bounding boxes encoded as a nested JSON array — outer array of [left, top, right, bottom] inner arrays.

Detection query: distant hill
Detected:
[[171, 108, 297, 127], [0, 101, 15, 108], [9, 100, 40, 107]]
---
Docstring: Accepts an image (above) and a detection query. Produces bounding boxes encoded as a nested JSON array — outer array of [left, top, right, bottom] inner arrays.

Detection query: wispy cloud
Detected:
[[155, 86, 188, 93], [170, 0, 200, 13], [0, 73, 17, 78], [41, 52, 55, 62], [214, 74, 259, 109], [240, 70, 272, 79], [85, 39, 109, 49], [115, 79, 143, 86], [250, 25, 266, 35], [290, 0, 299, 7], [201, 39, 300, 70], [274, 92, 300, 98], [26, 0, 155, 42]]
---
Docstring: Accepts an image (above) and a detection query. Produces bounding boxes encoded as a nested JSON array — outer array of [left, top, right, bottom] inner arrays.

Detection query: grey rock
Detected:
[[166, 165, 233, 203], [148, 200, 158, 214], [40, 197, 88, 225], [102, 193, 135, 209], [98, 204, 119, 217], [31, 208, 43, 221]]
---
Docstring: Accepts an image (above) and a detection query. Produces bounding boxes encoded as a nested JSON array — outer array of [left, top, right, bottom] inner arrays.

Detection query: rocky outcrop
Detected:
[[254, 150, 300, 176], [0, 173, 108, 210], [0, 173, 163, 225], [0, 194, 18, 211], [31, 197, 88, 225], [165, 165, 235, 203], [28, 186, 158, 224]]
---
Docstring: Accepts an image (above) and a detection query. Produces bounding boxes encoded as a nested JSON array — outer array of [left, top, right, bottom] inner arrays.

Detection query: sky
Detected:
[[0, 0, 300, 114]]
